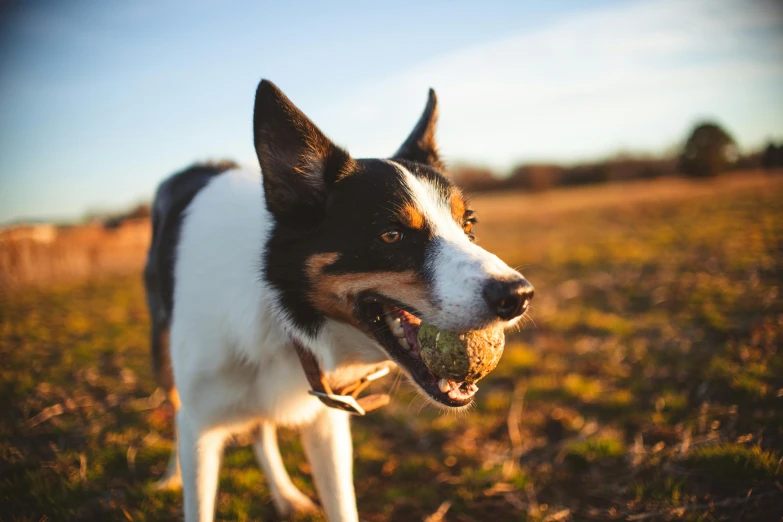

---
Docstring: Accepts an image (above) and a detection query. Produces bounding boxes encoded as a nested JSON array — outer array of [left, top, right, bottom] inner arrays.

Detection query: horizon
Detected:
[[1, 0, 782, 224]]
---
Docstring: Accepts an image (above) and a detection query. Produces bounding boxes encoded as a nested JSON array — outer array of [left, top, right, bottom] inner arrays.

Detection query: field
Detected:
[[2, 173, 782, 521]]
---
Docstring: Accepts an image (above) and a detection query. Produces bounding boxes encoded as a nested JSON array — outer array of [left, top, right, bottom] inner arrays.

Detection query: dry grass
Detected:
[[1, 172, 782, 521], [0, 219, 149, 287]]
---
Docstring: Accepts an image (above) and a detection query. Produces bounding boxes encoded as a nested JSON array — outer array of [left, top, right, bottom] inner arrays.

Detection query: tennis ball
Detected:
[[418, 324, 505, 383]]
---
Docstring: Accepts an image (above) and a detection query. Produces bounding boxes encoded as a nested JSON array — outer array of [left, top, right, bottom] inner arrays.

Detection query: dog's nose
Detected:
[[483, 276, 534, 321]]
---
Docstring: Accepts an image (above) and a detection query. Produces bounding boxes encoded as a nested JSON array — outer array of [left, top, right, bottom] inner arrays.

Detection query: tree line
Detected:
[[450, 121, 783, 193], [97, 124, 782, 227]]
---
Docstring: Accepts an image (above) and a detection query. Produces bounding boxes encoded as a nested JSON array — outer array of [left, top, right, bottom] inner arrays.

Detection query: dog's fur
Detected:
[[144, 80, 533, 521]]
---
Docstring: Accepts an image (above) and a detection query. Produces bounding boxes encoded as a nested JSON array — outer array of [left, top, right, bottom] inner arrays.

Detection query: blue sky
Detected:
[[1, 0, 781, 223]]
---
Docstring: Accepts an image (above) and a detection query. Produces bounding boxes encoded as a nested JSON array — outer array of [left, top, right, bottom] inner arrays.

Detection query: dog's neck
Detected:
[[293, 338, 391, 415]]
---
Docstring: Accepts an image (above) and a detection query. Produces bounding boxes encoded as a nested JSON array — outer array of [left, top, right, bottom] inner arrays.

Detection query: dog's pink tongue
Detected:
[[398, 310, 422, 352]]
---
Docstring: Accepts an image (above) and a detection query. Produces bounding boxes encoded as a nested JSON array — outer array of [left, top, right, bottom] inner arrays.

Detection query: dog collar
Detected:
[[293, 340, 391, 415]]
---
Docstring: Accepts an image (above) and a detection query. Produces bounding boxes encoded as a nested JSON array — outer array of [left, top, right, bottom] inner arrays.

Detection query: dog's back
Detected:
[[144, 162, 234, 392]]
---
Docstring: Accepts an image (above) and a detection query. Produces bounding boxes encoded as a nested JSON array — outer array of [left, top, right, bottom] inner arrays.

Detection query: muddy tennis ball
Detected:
[[418, 324, 505, 383]]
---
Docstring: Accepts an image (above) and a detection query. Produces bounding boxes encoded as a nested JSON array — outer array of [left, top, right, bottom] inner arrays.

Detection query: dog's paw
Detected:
[[153, 470, 182, 491], [274, 489, 319, 518], [153, 449, 182, 491]]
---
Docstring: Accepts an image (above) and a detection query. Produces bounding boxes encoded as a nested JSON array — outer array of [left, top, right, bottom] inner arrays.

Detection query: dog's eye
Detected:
[[462, 221, 474, 234], [380, 230, 403, 244]]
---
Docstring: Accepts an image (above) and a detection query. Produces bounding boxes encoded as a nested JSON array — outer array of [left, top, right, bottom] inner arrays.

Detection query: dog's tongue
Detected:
[[397, 310, 421, 350], [417, 324, 505, 384]]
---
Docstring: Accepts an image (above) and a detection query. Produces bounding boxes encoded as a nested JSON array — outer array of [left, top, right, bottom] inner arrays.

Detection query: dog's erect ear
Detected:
[[254, 80, 354, 221], [392, 89, 442, 170]]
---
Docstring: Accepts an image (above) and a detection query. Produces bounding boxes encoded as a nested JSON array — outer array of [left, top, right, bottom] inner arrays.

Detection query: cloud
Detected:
[[320, 0, 783, 168]]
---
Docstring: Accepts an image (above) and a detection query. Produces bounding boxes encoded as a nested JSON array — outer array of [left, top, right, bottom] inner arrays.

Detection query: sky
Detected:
[[0, 0, 782, 223]]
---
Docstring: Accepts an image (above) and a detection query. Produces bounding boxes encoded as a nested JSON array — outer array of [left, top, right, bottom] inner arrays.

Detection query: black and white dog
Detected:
[[144, 80, 533, 522]]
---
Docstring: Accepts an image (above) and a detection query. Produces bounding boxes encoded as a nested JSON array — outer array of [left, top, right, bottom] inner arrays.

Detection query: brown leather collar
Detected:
[[293, 340, 390, 415]]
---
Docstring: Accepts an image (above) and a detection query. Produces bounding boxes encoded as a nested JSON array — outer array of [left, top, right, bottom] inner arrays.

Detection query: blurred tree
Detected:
[[762, 142, 783, 169], [507, 164, 562, 192], [448, 164, 501, 192], [679, 122, 737, 177], [560, 164, 609, 186], [731, 150, 763, 171], [103, 203, 151, 229]]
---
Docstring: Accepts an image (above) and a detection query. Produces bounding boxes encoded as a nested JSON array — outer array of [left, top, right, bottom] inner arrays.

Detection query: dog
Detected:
[[144, 79, 534, 522]]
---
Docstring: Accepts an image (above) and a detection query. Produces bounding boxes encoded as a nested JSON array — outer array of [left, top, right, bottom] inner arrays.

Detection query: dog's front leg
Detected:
[[301, 408, 358, 522], [178, 410, 226, 522], [253, 420, 319, 517], [155, 388, 183, 490]]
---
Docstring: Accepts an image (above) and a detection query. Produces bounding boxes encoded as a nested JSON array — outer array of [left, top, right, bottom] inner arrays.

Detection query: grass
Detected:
[[686, 443, 780, 471], [2, 173, 782, 521], [563, 433, 626, 468]]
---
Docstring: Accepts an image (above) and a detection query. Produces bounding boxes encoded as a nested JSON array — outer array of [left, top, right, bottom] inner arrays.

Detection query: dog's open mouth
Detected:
[[357, 294, 480, 408]]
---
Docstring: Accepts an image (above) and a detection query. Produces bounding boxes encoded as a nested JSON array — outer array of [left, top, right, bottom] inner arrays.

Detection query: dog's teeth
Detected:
[[438, 378, 450, 393], [398, 337, 410, 350], [385, 316, 405, 337], [469, 384, 479, 393]]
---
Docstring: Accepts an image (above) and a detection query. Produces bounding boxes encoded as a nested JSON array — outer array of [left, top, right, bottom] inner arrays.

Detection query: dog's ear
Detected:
[[254, 80, 354, 222], [392, 88, 442, 170]]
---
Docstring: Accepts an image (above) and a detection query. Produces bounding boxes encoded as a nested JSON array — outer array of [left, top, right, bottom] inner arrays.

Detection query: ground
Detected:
[[1, 173, 782, 521]]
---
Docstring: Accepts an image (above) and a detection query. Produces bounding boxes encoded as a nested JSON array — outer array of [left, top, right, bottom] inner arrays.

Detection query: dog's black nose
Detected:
[[483, 277, 534, 320]]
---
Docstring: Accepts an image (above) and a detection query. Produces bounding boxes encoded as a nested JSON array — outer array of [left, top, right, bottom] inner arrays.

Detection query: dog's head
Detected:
[[256, 80, 533, 408]]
